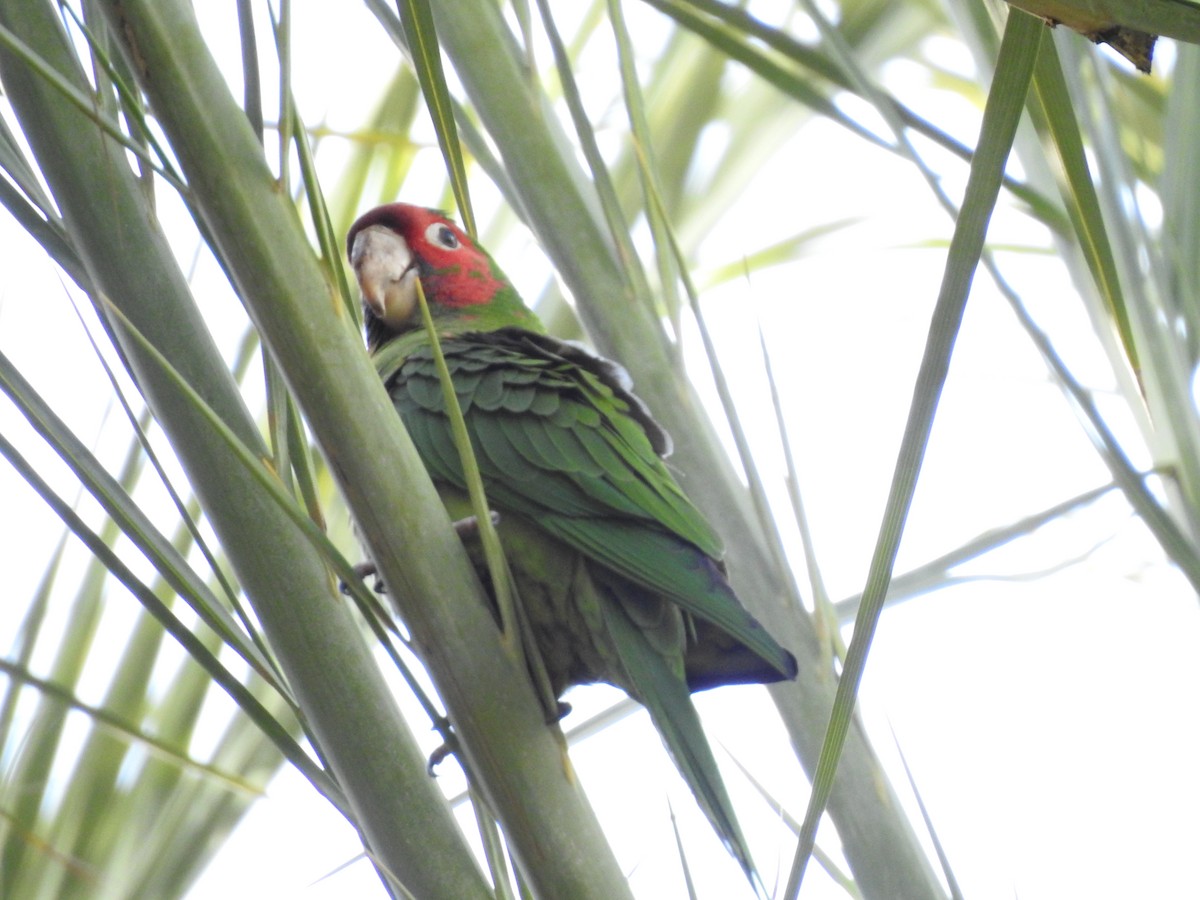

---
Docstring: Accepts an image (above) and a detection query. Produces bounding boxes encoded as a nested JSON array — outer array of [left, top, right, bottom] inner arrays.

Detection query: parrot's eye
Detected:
[[426, 223, 461, 251]]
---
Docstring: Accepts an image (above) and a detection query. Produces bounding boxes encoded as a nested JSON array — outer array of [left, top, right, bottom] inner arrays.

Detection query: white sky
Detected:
[[1, 2, 1197, 899]]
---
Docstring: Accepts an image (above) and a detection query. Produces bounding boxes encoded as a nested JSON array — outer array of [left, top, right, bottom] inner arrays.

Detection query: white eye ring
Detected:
[[426, 222, 461, 250]]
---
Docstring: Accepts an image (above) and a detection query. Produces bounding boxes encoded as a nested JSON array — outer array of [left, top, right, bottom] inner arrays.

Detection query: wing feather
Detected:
[[386, 332, 795, 679], [558, 518, 796, 679]]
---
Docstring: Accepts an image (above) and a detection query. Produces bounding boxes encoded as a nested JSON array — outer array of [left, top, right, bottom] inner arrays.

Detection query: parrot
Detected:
[[346, 202, 798, 886]]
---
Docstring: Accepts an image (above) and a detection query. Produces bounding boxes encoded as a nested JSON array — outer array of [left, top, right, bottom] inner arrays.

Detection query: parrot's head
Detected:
[[347, 203, 540, 350]]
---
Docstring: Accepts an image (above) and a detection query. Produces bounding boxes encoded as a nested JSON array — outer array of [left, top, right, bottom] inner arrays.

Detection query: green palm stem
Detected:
[[0, 3, 488, 897], [92, 0, 636, 896]]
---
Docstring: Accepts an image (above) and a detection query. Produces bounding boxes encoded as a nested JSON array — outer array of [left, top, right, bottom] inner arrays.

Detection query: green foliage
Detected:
[[0, 0, 1195, 898]]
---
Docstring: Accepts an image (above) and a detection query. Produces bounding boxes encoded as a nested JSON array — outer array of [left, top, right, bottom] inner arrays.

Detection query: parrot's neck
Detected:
[[366, 278, 544, 354], [368, 300, 546, 384]]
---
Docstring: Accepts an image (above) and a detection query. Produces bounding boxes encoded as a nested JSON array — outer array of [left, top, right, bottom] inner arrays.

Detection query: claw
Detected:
[[341, 513, 498, 594], [427, 741, 454, 775], [426, 716, 462, 775], [340, 560, 385, 594], [548, 700, 572, 724]]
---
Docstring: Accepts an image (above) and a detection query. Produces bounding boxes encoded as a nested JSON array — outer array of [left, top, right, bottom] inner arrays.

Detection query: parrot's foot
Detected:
[[340, 561, 385, 594], [427, 742, 451, 775], [339, 513, 500, 594], [338, 513, 496, 592], [451, 510, 501, 540], [427, 737, 462, 776], [425, 714, 461, 775], [548, 700, 572, 724]]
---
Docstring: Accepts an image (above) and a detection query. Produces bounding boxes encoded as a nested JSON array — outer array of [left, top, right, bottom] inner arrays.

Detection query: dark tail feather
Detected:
[[597, 589, 764, 893], [685, 616, 797, 691]]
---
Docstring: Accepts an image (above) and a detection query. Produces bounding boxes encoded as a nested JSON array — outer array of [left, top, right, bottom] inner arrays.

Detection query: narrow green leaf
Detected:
[[1027, 37, 1138, 377], [0, 21, 184, 191], [0, 431, 345, 814], [785, 10, 1044, 893], [0, 348, 284, 691], [834, 481, 1123, 620], [393, 0, 474, 233], [645, 0, 1069, 233], [534, 0, 653, 310], [0, 659, 262, 796], [891, 730, 964, 900], [607, 0, 681, 326]]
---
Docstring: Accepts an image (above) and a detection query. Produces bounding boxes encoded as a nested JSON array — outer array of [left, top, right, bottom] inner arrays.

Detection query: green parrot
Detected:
[[347, 203, 797, 885]]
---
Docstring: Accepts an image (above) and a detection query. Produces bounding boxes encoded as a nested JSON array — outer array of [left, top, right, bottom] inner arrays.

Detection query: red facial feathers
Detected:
[[347, 204, 500, 308]]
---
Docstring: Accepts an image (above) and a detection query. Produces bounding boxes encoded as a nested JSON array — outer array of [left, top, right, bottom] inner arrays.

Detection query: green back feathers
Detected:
[[375, 329, 797, 681], [378, 329, 720, 557]]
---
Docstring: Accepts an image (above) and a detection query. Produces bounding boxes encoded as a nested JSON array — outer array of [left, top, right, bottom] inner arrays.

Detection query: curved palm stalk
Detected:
[[0, 2, 485, 897], [88, 1, 634, 897]]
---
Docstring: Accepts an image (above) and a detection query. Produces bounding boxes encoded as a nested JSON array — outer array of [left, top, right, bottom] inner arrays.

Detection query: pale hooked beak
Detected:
[[350, 224, 419, 329]]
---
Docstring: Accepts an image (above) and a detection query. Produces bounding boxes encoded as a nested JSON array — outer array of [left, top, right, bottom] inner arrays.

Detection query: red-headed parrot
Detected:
[[347, 203, 797, 885]]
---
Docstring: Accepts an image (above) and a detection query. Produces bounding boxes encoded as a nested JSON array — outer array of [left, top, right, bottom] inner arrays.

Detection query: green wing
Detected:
[[388, 329, 796, 681]]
